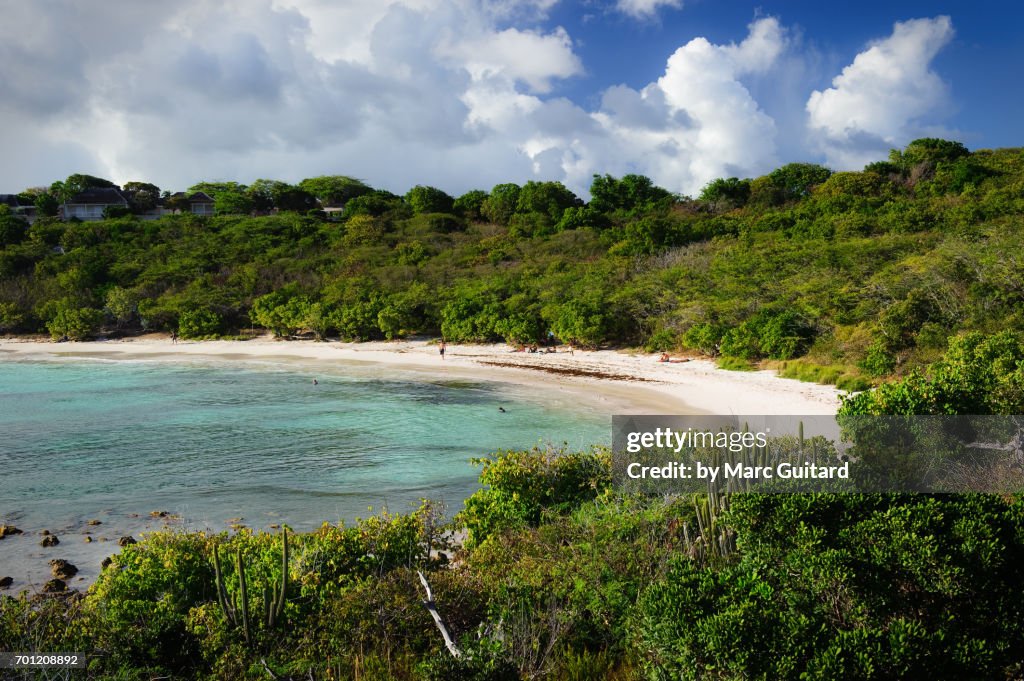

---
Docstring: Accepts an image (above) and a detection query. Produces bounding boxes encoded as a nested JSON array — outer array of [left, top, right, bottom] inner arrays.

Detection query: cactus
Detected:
[[236, 549, 252, 645], [692, 492, 736, 564], [212, 526, 290, 647]]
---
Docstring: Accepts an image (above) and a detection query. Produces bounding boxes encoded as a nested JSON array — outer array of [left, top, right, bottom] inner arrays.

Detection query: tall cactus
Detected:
[[236, 549, 252, 645], [212, 526, 290, 647], [692, 492, 736, 564], [269, 526, 288, 627]]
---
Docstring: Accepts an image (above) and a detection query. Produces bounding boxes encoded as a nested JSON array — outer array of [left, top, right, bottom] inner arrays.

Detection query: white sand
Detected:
[[0, 335, 842, 415]]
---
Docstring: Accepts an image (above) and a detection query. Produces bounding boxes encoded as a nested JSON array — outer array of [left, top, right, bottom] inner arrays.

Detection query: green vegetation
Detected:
[[3, 445, 1022, 679], [3, 139, 1024, 677], [2, 140, 1022, 390]]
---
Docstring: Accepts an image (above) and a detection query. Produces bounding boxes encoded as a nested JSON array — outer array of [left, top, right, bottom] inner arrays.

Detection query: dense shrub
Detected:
[[634, 493, 1024, 680], [458, 446, 612, 546]]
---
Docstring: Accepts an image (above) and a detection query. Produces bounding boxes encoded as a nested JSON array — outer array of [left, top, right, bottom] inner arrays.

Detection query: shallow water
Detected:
[[0, 357, 609, 588]]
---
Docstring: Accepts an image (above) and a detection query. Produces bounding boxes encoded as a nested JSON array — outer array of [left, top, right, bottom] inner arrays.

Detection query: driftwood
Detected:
[[417, 570, 462, 658]]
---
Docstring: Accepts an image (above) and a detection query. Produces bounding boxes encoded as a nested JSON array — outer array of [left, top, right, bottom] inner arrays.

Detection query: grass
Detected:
[[772, 358, 872, 392], [716, 356, 756, 371]]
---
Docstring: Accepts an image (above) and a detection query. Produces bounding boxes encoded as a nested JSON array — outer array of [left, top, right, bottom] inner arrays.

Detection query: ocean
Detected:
[[0, 356, 610, 587]]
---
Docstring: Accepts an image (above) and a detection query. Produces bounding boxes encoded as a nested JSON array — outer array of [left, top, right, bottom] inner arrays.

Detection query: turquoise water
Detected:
[[0, 358, 609, 536]]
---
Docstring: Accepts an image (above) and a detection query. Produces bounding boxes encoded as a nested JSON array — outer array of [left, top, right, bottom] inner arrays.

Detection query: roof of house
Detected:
[[169, 191, 214, 203], [66, 187, 128, 205]]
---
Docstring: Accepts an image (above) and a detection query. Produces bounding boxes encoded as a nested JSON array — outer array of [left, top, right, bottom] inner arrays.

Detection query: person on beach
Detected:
[[171, 330, 178, 344], [568, 342, 574, 356], [439, 340, 446, 360]]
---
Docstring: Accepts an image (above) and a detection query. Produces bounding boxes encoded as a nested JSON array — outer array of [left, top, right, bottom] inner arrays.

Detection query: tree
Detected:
[[165, 193, 191, 214], [341, 190, 407, 220], [274, 186, 317, 212], [0, 208, 29, 246], [699, 177, 752, 209], [178, 308, 222, 339], [34, 192, 60, 217], [890, 138, 970, 170], [480, 183, 520, 225], [104, 286, 138, 328], [188, 181, 248, 198], [123, 182, 161, 212], [515, 181, 582, 225], [214, 191, 254, 215], [750, 163, 832, 206], [453, 190, 488, 221], [45, 299, 104, 340], [247, 179, 290, 212], [589, 173, 672, 214], [247, 180, 317, 213], [50, 174, 117, 202], [405, 185, 455, 215], [298, 176, 373, 206]]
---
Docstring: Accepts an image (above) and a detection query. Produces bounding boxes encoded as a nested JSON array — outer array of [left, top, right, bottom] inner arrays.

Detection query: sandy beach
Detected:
[[0, 335, 842, 415], [0, 335, 843, 592]]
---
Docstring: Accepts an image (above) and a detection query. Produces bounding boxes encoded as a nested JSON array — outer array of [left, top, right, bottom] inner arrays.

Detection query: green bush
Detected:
[[179, 307, 222, 338], [634, 493, 1024, 680], [842, 331, 1024, 415], [45, 300, 103, 340], [458, 447, 612, 546]]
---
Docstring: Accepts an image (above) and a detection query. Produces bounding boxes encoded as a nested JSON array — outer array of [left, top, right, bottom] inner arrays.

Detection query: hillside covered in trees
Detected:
[[3, 140, 1024, 679], [1, 138, 1023, 392]]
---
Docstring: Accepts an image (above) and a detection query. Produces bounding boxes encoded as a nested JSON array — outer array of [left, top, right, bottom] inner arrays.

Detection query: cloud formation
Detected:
[[615, 0, 683, 19], [0, 2, 958, 199], [806, 16, 955, 169]]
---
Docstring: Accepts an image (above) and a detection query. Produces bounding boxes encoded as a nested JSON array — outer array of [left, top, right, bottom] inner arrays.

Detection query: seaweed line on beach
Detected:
[[477, 359, 654, 382]]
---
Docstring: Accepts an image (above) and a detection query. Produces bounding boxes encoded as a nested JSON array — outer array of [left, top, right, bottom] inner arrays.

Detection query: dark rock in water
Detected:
[[49, 560, 78, 579], [100, 557, 112, 570], [0, 525, 23, 538], [0, 576, 12, 589], [118, 536, 136, 547], [42, 579, 66, 593], [150, 510, 168, 518], [40, 535, 59, 547], [87, 519, 102, 526], [84, 536, 93, 543], [40, 529, 51, 535]]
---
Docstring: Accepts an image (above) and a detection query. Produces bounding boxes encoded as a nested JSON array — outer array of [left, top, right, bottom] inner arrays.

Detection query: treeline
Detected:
[[2, 139, 1023, 387]]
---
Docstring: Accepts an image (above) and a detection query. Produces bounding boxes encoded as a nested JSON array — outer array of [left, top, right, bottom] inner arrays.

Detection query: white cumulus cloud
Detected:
[[806, 16, 955, 168], [547, 17, 787, 195], [0, 3, 961, 201]]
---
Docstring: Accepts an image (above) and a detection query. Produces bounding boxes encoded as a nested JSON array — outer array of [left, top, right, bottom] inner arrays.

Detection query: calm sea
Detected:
[[0, 357, 609, 586]]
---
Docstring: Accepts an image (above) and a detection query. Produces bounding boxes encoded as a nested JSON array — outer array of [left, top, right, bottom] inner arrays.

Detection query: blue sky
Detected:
[[0, 0, 1019, 198]]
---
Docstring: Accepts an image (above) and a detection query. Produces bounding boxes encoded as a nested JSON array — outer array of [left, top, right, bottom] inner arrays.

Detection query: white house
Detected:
[[63, 187, 129, 221], [168, 191, 215, 216]]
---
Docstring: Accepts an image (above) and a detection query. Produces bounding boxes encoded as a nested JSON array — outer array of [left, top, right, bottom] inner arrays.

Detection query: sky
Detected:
[[0, 0, 1020, 199]]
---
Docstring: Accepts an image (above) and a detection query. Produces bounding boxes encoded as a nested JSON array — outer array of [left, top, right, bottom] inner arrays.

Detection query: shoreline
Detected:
[[0, 335, 842, 416], [0, 335, 842, 593]]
